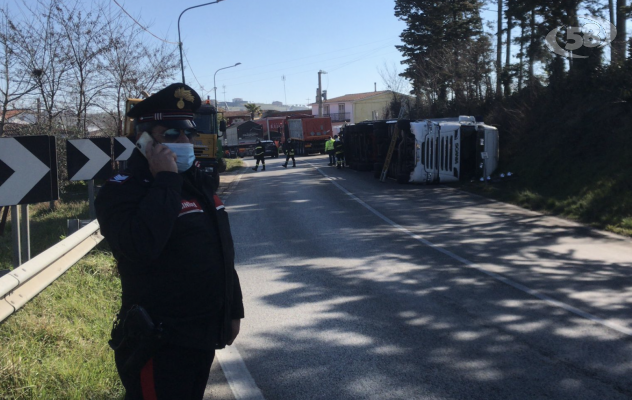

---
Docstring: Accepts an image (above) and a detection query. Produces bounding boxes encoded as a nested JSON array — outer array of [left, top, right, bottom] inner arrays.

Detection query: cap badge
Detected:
[[174, 87, 195, 109]]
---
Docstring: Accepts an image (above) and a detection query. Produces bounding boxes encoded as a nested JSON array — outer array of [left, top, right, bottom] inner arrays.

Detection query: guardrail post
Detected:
[[11, 206, 21, 267], [20, 204, 30, 261], [88, 180, 96, 220]]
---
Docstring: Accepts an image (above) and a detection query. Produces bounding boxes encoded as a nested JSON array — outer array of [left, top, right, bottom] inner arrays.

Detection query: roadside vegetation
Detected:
[[224, 157, 245, 173], [0, 186, 123, 400], [392, 0, 632, 238]]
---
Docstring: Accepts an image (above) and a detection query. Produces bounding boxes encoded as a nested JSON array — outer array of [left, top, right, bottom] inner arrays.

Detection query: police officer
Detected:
[[325, 135, 336, 166], [334, 134, 345, 169], [252, 139, 265, 171], [95, 83, 244, 400], [282, 138, 296, 168]]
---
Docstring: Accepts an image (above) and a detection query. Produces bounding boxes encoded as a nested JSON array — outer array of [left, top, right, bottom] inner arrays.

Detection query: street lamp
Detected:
[[177, 1, 225, 84], [214, 62, 241, 111]]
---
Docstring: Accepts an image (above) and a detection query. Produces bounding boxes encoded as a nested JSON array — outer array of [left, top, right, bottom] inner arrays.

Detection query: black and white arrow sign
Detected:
[[67, 138, 112, 181], [114, 137, 135, 161], [0, 136, 58, 207]]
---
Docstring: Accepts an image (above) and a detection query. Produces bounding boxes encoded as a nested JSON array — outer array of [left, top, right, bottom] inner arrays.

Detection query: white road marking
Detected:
[[311, 162, 632, 337], [215, 164, 265, 399], [216, 346, 265, 400]]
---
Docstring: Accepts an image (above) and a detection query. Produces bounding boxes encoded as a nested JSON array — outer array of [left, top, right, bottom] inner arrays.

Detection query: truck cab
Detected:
[[192, 100, 226, 190]]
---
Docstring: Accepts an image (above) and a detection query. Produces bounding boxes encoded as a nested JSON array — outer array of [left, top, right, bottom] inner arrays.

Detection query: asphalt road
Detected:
[[213, 154, 632, 400]]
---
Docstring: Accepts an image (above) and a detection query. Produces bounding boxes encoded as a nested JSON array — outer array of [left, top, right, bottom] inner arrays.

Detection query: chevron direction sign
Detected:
[[114, 137, 135, 161], [0, 136, 58, 207], [67, 138, 112, 181]]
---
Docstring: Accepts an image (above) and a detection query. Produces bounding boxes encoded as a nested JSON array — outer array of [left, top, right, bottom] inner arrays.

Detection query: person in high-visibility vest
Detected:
[[252, 139, 265, 171], [282, 138, 296, 168], [325, 136, 336, 166], [334, 135, 344, 169]]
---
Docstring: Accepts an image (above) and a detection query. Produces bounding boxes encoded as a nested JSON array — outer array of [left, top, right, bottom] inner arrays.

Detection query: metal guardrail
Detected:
[[0, 220, 103, 323]]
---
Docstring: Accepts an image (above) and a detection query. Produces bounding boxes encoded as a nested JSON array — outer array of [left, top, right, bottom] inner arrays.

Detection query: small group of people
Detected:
[[251, 138, 296, 171], [326, 135, 345, 169], [253, 134, 344, 173]]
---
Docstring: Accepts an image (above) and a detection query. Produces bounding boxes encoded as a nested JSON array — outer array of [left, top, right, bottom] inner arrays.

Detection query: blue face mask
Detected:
[[162, 143, 195, 173]]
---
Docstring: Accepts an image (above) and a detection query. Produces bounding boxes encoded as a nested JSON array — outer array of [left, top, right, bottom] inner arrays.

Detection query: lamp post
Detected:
[[178, 0, 224, 84], [214, 62, 241, 111]]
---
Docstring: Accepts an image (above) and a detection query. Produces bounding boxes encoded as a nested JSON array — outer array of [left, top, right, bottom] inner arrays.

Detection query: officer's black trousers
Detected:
[[115, 343, 215, 400], [284, 154, 295, 166], [255, 156, 265, 166], [328, 150, 336, 164]]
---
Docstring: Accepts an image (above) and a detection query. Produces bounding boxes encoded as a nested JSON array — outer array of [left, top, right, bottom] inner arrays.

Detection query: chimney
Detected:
[[374, 82, 376, 92]]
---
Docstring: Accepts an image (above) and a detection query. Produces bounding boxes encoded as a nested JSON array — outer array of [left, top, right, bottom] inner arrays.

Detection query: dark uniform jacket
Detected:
[[254, 143, 264, 159], [283, 141, 295, 156], [95, 150, 244, 350], [334, 139, 344, 155]]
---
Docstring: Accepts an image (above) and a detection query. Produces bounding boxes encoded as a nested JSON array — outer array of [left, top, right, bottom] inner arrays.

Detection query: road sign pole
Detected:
[[11, 206, 21, 267], [88, 180, 96, 220], [20, 204, 30, 261]]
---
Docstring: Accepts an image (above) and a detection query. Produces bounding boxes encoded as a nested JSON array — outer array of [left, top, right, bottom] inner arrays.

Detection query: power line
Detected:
[[183, 51, 205, 93], [213, 43, 398, 86], [111, 0, 178, 45]]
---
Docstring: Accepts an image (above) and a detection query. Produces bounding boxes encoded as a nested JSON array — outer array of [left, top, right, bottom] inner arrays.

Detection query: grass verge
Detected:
[[224, 158, 244, 172], [0, 187, 123, 399], [453, 177, 632, 238]]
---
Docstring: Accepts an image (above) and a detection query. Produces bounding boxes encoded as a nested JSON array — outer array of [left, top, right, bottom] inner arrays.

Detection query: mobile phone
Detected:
[[135, 132, 154, 158]]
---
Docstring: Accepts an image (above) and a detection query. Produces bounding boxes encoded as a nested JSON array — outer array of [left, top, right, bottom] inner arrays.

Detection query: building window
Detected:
[[324, 105, 330, 115], [338, 104, 345, 114]]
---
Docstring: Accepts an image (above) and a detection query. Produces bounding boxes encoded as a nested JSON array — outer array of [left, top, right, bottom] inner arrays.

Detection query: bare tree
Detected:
[[0, 7, 37, 136], [53, 0, 110, 135], [100, 12, 179, 136], [378, 62, 412, 118], [18, 0, 73, 130]]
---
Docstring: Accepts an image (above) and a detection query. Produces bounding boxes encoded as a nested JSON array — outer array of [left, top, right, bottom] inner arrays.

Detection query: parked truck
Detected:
[[284, 116, 334, 155], [224, 120, 264, 157], [342, 116, 499, 184], [253, 117, 286, 142]]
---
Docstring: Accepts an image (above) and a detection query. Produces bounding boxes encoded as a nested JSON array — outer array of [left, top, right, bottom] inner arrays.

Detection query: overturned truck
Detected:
[[342, 116, 499, 184]]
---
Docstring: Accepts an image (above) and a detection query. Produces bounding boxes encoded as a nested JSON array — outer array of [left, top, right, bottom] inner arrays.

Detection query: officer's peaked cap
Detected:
[[127, 83, 202, 129]]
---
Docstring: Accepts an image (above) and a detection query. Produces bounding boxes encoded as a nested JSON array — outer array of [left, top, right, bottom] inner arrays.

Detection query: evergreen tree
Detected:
[[394, 0, 486, 111]]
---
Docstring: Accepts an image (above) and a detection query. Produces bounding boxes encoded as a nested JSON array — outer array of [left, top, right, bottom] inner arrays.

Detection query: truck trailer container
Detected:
[[224, 120, 264, 157], [342, 116, 499, 184], [285, 116, 334, 155]]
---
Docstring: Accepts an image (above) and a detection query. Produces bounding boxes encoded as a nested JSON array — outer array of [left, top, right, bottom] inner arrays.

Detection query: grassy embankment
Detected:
[[455, 87, 632, 237], [0, 184, 123, 400]]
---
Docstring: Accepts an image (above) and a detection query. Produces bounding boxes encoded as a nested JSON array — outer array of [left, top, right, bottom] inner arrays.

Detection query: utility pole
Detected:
[[282, 75, 288, 110], [318, 70, 327, 117]]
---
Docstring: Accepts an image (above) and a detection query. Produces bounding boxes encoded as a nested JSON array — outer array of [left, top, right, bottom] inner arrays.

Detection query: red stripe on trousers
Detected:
[[140, 358, 158, 400]]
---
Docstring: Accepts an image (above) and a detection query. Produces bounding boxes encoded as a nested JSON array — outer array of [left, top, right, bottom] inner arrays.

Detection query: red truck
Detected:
[[253, 117, 286, 142], [285, 116, 333, 155]]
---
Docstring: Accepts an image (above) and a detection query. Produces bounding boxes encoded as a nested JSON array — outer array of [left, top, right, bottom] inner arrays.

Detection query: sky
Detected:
[[112, 0, 409, 106]]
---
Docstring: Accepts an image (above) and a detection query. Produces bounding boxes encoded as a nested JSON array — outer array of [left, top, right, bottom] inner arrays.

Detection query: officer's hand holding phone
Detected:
[[137, 132, 178, 176]]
